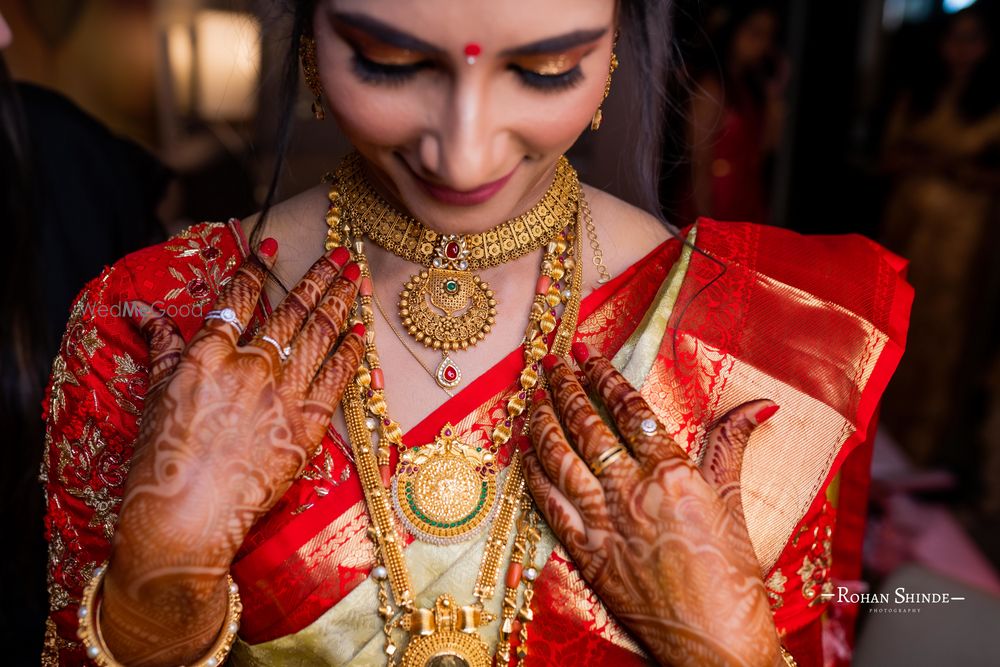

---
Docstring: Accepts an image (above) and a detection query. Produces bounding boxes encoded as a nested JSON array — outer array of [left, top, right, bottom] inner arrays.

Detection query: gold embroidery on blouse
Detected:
[[765, 568, 788, 610], [48, 355, 79, 421], [106, 352, 145, 416], [797, 525, 834, 607], [42, 617, 77, 665], [71, 485, 122, 541], [163, 222, 237, 306]]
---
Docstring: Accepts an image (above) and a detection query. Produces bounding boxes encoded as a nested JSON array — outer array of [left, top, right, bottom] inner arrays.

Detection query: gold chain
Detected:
[[334, 152, 578, 269], [371, 289, 456, 399], [579, 188, 613, 284]]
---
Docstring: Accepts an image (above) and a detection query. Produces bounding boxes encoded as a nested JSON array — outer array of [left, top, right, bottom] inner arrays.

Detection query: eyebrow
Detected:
[[331, 11, 607, 57], [501, 28, 608, 56], [331, 12, 443, 53]]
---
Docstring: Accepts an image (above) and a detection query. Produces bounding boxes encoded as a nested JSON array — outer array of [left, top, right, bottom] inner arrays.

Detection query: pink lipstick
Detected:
[[411, 163, 519, 206]]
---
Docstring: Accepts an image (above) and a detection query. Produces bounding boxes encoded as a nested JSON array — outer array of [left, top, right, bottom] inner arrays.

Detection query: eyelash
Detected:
[[350, 51, 584, 91]]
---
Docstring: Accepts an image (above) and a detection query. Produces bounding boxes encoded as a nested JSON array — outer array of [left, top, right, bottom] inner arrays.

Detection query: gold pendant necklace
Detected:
[[400, 233, 496, 391], [391, 423, 501, 544], [332, 152, 578, 391], [328, 154, 586, 665]]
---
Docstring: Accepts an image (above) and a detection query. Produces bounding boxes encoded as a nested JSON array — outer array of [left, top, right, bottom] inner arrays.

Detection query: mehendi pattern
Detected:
[[40, 222, 244, 665]]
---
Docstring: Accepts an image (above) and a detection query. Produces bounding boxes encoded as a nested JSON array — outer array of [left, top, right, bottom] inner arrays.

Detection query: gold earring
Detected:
[[300, 35, 325, 120], [591, 46, 619, 131]]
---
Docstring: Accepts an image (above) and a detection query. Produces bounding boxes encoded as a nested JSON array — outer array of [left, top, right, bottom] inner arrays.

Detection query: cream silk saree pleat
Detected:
[[233, 515, 559, 666]]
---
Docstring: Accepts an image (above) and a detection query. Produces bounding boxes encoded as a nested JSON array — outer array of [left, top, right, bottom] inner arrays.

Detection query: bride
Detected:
[[40, 1, 912, 665]]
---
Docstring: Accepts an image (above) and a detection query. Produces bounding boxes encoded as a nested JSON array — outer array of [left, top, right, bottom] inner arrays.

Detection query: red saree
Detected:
[[41, 218, 911, 666]]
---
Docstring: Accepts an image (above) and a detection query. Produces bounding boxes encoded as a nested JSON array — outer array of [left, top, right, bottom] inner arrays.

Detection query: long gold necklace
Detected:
[[329, 161, 584, 665], [331, 152, 578, 392]]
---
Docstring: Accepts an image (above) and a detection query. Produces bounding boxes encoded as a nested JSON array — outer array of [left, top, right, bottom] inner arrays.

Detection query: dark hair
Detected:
[[0, 54, 49, 655], [251, 0, 677, 251], [0, 57, 47, 476], [909, 7, 999, 123]]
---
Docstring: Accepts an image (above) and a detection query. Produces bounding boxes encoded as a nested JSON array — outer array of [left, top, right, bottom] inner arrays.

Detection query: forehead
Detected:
[[325, 0, 615, 46]]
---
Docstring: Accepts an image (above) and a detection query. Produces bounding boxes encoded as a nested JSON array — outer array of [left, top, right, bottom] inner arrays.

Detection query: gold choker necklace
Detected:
[[328, 152, 579, 392], [328, 154, 585, 665]]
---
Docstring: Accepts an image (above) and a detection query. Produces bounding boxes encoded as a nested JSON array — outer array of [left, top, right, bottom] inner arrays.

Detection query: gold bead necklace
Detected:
[[330, 156, 585, 666]]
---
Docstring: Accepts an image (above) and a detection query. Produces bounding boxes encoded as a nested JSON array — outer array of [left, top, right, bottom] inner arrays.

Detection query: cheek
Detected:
[[324, 71, 430, 150], [507, 87, 602, 152]]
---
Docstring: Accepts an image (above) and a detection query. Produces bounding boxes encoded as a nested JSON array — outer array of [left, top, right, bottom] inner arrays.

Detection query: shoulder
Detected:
[[61, 221, 245, 355], [582, 184, 675, 279]]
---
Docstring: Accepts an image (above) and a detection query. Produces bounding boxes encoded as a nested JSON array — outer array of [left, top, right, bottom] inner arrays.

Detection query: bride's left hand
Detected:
[[525, 343, 784, 667]]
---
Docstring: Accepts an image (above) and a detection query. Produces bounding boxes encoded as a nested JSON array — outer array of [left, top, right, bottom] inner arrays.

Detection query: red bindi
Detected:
[[463, 42, 482, 64]]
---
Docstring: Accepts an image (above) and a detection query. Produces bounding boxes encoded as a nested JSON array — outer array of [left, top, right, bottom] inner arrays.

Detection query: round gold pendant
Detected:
[[392, 424, 500, 544], [400, 268, 496, 351], [400, 630, 491, 667], [398, 235, 497, 351], [400, 595, 492, 667]]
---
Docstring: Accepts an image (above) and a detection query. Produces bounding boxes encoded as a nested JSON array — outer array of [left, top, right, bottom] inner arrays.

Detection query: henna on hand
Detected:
[[101, 242, 364, 666], [526, 344, 783, 667]]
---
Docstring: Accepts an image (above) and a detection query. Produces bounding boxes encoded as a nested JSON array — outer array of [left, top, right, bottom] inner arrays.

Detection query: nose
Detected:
[[418, 75, 505, 190]]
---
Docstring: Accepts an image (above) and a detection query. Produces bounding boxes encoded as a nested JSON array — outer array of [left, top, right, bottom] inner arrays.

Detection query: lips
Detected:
[[408, 161, 519, 207]]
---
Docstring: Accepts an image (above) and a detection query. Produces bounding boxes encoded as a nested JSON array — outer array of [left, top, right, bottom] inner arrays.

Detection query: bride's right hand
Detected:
[[101, 240, 363, 665]]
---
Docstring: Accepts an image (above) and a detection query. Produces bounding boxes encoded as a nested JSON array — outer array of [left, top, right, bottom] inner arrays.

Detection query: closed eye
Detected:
[[510, 63, 585, 91]]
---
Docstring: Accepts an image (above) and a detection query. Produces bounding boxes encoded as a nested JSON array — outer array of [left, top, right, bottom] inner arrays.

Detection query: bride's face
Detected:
[[314, 0, 616, 231]]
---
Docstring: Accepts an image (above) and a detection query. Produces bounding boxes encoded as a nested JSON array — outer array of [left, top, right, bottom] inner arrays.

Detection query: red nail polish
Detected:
[[532, 388, 547, 403], [329, 246, 350, 268], [571, 342, 591, 364], [540, 354, 559, 373], [342, 262, 361, 282], [259, 237, 278, 258], [754, 404, 780, 424], [351, 322, 366, 337]]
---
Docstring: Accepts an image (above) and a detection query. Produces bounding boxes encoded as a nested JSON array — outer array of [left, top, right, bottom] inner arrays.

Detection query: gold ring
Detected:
[[588, 445, 629, 476]]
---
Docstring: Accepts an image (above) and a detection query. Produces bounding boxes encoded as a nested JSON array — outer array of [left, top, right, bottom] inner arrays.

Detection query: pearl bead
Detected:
[[229, 582, 239, 594], [227, 622, 240, 634], [641, 418, 658, 435], [365, 417, 378, 431], [524, 567, 538, 581], [373, 565, 388, 580], [207, 658, 219, 667], [87, 646, 100, 659], [77, 606, 88, 619]]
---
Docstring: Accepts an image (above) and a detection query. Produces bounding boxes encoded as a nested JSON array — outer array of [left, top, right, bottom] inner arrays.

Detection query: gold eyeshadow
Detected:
[[334, 23, 426, 66], [510, 45, 592, 76]]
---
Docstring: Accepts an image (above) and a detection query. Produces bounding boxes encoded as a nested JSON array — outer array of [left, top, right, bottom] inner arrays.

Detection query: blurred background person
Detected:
[[685, 2, 787, 225], [878, 7, 1000, 475], [0, 2, 169, 661]]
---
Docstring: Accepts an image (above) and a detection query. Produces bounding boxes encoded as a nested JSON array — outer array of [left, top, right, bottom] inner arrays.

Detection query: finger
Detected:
[[529, 390, 611, 525], [700, 400, 779, 517], [284, 262, 361, 395], [194, 238, 278, 346], [522, 449, 591, 548], [134, 301, 184, 395], [570, 342, 686, 465], [301, 323, 366, 448], [540, 354, 638, 493], [257, 246, 351, 350]]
